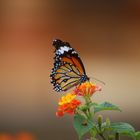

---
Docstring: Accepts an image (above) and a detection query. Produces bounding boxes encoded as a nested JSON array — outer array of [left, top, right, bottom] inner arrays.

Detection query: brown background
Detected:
[[0, 0, 140, 139]]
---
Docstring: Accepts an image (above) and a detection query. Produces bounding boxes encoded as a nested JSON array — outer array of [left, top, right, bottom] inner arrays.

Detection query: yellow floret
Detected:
[[58, 93, 76, 105]]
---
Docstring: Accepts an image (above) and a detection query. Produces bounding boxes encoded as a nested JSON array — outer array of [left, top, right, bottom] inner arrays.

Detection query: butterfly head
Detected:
[[52, 39, 70, 49], [81, 75, 90, 83]]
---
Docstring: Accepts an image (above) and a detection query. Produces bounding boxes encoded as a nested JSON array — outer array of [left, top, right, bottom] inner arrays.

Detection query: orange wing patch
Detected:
[[71, 57, 85, 74], [61, 57, 73, 64], [61, 56, 85, 75]]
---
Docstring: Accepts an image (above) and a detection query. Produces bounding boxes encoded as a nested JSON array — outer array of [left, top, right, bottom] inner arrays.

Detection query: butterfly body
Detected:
[[50, 39, 89, 92]]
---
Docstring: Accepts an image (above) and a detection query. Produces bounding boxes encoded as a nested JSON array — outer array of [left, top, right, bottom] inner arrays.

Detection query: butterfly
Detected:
[[50, 39, 89, 92]]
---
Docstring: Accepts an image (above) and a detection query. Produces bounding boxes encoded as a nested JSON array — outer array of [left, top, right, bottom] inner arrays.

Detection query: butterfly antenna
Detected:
[[90, 77, 106, 85]]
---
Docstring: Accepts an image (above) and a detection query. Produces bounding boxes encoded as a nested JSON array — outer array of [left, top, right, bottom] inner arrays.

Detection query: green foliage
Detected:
[[102, 122, 135, 138], [91, 102, 121, 113], [135, 132, 140, 140], [110, 122, 135, 138], [58, 89, 139, 140], [73, 114, 94, 139], [73, 101, 139, 140]]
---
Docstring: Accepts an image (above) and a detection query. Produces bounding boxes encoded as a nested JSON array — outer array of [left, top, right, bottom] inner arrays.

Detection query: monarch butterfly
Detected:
[[50, 39, 89, 92]]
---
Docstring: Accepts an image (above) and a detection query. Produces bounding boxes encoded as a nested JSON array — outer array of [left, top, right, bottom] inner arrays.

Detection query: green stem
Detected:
[[84, 95, 92, 105], [98, 133, 107, 140], [84, 95, 95, 139], [84, 95, 93, 120], [84, 95, 107, 140], [93, 125, 107, 140]]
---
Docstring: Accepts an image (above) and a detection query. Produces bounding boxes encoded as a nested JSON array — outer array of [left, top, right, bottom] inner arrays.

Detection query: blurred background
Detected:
[[0, 0, 140, 139]]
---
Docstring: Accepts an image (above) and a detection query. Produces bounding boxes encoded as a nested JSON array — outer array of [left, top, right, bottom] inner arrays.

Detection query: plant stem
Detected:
[[84, 95, 95, 140], [84, 95, 107, 140], [98, 133, 107, 140], [94, 126, 107, 140], [115, 133, 119, 140], [84, 95, 93, 120]]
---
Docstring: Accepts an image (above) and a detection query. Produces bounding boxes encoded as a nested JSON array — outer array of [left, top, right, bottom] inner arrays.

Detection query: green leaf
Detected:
[[73, 114, 94, 139], [110, 122, 135, 138], [91, 102, 121, 113], [135, 132, 140, 140]]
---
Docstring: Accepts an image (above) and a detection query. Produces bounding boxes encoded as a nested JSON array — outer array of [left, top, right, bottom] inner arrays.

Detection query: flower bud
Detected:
[[106, 118, 111, 127], [98, 115, 103, 129]]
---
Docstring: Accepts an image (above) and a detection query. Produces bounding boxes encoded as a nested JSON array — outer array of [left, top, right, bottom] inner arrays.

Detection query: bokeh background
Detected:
[[0, 0, 140, 139]]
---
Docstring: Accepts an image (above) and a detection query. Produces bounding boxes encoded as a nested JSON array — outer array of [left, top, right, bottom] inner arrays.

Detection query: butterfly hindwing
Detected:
[[50, 62, 82, 91]]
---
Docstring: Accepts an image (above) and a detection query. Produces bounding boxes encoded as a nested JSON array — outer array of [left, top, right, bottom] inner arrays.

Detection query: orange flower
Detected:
[[16, 132, 36, 140], [56, 93, 81, 117], [0, 134, 14, 140], [74, 82, 101, 96]]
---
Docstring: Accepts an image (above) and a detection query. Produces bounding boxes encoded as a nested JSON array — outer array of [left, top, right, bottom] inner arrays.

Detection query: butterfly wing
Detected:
[[53, 39, 86, 75], [50, 62, 82, 91], [50, 39, 89, 92]]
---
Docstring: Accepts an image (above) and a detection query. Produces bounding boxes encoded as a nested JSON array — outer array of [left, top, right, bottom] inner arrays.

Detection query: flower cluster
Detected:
[[74, 82, 101, 96], [56, 93, 81, 117], [56, 82, 101, 117]]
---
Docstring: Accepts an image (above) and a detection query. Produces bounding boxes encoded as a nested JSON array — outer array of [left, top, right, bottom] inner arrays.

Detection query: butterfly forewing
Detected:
[[53, 40, 85, 73]]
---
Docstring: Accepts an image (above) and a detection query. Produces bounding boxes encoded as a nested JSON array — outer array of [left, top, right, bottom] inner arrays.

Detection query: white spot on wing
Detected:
[[72, 51, 77, 54], [57, 46, 72, 55]]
